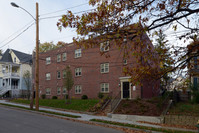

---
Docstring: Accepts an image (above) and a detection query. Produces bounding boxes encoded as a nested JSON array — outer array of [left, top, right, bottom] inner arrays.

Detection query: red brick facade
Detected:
[[38, 35, 159, 99]]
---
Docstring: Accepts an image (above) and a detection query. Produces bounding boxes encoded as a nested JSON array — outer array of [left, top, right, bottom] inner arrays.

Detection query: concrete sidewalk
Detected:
[[0, 100, 197, 132]]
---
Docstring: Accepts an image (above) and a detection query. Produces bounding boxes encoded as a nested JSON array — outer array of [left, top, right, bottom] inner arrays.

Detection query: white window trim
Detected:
[[100, 63, 109, 73], [46, 73, 51, 80], [46, 57, 51, 65], [57, 87, 61, 95], [46, 88, 51, 95], [57, 71, 61, 79], [100, 83, 109, 93], [100, 41, 109, 52], [63, 87, 67, 94], [63, 70, 66, 78], [62, 53, 67, 61], [75, 85, 82, 94], [75, 49, 82, 58], [123, 59, 127, 65], [57, 54, 61, 62], [75, 68, 82, 77]]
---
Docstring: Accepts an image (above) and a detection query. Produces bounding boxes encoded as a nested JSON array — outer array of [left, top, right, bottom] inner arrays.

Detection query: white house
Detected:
[[0, 49, 32, 97]]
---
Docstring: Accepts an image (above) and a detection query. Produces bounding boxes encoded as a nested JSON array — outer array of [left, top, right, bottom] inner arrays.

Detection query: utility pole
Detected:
[[35, 2, 39, 111], [11, 2, 40, 110]]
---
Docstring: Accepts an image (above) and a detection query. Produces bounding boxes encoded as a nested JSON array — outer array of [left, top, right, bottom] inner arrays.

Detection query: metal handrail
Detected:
[[111, 91, 121, 112], [100, 92, 113, 111]]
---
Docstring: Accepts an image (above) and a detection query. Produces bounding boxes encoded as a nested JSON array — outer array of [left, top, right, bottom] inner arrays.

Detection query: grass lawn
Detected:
[[11, 99, 99, 112], [168, 102, 199, 116]]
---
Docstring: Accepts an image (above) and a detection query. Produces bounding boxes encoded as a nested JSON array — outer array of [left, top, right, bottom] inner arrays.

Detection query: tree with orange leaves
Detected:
[[57, 0, 199, 82]]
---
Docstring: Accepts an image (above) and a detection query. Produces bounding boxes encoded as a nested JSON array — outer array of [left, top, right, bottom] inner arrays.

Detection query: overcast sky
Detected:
[[0, 0, 91, 54]]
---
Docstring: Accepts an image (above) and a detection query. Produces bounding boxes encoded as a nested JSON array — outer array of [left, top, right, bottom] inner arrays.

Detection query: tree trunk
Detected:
[[65, 90, 71, 104]]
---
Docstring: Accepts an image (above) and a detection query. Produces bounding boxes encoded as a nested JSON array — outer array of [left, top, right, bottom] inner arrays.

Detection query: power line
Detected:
[[40, 3, 89, 16], [0, 20, 34, 46], [40, 8, 96, 20], [0, 22, 35, 49]]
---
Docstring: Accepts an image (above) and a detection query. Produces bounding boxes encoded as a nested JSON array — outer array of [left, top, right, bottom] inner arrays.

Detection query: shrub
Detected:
[[41, 94, 46, 99], [81, 95, 88, 100], [192, 92, 199, 103], [98, 92, 104, 99], [52, 96, 57, 99]]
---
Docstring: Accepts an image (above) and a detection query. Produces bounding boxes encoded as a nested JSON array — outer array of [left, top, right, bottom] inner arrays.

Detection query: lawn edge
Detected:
[[0, 103, 81, 118], [10, 99, 97, 115]]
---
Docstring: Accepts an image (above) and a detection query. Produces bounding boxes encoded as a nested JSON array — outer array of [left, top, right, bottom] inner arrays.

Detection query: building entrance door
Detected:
[[123, 82, 129, 98]]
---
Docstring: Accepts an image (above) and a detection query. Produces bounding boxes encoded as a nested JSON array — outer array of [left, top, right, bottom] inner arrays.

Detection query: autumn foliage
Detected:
[[57, 0, 199, 83]]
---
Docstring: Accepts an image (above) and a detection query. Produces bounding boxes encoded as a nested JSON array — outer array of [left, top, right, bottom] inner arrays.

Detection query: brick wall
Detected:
[[37, 35, 159, 99]]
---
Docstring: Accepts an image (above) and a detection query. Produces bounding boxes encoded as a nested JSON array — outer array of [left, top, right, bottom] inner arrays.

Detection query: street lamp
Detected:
[[11, 2, 36, 21], [11, 2, 40, 111]]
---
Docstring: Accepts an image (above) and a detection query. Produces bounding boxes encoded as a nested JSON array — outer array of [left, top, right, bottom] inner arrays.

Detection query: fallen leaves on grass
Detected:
[[137, 121, 197, 130]]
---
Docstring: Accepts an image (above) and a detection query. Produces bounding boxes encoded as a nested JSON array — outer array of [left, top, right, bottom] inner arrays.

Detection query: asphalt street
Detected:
[[0, 106, 123, 133]]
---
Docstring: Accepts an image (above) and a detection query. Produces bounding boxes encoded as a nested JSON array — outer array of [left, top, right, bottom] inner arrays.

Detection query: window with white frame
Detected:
[[57, 87, 61, 95], [62, 53, 67, 61], [100, 63, 109, 73], [75, 68, 82, 77], [101, 83, 109, 93], [75, 85, 82, 94], [46, 88, 51, 95], [57, 71, 61, 79], [100, 41, 109, 52], [46, 57, 51, 65], [57, 54, 61, 62], [63, 70, 66, 78], [63, 87, 67, 94], [75, 49, 82, 58], [46, 73, 51, 80], [123, 59, 127, 65]]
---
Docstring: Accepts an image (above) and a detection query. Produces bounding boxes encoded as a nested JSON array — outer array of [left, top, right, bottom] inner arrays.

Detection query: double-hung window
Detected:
[[101, 83, 109, 93], [75, 68, 82, 77], [100, 63, 109, 73], [123, 59, 127, 65], [62, 53, 67, 61], [46, 88, 51, 95], [57, 87, 61, 95], [63, 87, 67, 94], [57, 54, 61, 62], [75, 49, 81, 58], [75, 85, 82, 94], [46, 73, 51, 80], [57, 71, 61, 79], [63, 70, 66, 78], [46, 57, 51, 65]]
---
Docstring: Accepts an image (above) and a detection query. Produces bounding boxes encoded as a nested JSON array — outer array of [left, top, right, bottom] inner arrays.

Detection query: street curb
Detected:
[[0, 101, 197, 133]]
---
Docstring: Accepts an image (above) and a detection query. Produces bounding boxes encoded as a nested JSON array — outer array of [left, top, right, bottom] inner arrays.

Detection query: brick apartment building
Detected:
[[38, 31, 159, 99]]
